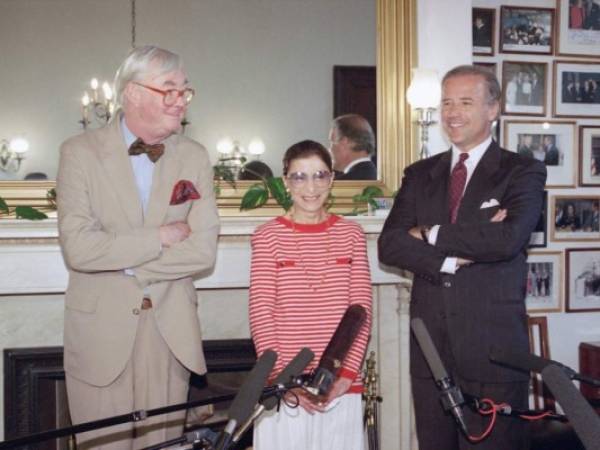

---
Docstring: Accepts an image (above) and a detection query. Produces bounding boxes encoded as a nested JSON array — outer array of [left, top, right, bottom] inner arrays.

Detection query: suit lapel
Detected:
[[145, 135, 181, 227], [456, 142, 501, 222], [98, 120, 144, 228], [426, 150, 452, 224]]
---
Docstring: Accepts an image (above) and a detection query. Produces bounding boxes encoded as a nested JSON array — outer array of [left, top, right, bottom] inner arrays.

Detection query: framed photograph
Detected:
[[530, 191, 548, 248], [579, 125, 600, 186], [566, 248, 600, 312], [552, 195, 600, 241], [500, 6, 554, 54], [556, 0, 600, 57], [526, 251, 563, 312], [553, 60, 600, 117], [474, 62, 498, 76], [473, 8, 496, 56], [504, 120, 576, 187], [501, 61, 547, 116]]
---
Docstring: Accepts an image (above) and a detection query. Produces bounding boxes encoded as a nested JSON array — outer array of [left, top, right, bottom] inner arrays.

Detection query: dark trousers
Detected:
[[412, 375, 530, 450]]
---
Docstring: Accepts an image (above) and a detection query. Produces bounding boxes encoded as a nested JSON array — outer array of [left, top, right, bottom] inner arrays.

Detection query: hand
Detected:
[[457, 257, 473, 267], [490, 208, 507, 222], [323, 377, 353, 406], [159, 221, 190, 248], [409, 226, 423, 240], [284, 388, 327, 415]]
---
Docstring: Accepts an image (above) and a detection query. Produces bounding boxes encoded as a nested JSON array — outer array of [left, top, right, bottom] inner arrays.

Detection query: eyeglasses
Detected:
[[133, 82, 195, 106], [286, 170, 332, 188]]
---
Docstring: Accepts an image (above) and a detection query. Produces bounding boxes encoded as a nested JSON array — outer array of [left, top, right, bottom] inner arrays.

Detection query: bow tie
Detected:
[[128, 139, 165, 163]]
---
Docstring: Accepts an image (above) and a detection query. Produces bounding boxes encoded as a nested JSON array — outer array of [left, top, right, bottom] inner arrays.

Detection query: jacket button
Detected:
[[443, 281, 452, 288], [132, 308, 140, 315]]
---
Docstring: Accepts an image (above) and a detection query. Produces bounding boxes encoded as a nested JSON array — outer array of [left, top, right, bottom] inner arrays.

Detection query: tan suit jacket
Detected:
[[57, 118, 219, 387]]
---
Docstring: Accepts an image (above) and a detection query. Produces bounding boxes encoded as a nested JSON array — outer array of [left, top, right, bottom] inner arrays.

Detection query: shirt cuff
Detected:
[[338, 368, 358, 380], [428, 224, 440, 245], [124, 268, 134, 276], [440, 257, 458, 274]]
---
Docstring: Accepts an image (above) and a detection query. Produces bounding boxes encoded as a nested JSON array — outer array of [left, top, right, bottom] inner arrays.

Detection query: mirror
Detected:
[[0, 0, 415, 215]]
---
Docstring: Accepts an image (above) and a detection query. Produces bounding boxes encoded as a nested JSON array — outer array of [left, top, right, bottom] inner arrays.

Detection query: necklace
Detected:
[[289, 211, 331, 292]]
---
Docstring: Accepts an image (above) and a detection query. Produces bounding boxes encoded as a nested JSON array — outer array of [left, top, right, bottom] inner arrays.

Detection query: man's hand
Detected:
[[408, 226, 422, 240], [159, 221, 190, 248], [491, 208, 507, 222]]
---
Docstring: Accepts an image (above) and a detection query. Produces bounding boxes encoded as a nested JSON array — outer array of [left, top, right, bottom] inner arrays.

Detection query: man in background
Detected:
[[329, 113, 377, 180], [57, 45, 219, 449]]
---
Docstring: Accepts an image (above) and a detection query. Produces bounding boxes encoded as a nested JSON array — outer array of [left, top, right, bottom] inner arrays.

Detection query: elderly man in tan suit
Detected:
[[57, 45, 219, 450]]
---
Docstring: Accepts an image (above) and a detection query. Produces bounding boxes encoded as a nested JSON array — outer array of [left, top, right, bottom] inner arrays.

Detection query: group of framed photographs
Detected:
[[473, 1, 600, 58], [527, 248, 600, 314], [473, 2, 600, 315]]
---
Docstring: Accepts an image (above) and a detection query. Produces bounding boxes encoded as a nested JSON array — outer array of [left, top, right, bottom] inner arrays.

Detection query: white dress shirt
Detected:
[[429, 136, 493, 274]]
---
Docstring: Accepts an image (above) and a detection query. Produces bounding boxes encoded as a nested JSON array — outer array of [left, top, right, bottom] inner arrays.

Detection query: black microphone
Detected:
[[542, 364, 600, 450], [307, 304, 367, 396], [490, 346, 600, 388], [231, 348, 314, 443], [410, 318, 469, 438], [214, 349, 277, 450]]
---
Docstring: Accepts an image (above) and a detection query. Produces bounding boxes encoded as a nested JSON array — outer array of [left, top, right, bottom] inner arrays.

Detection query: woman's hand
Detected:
[[323, 377, 353, 406]]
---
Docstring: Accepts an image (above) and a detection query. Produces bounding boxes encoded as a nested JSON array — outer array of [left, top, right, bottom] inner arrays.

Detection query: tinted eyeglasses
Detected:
[[286, 170, 332, 188], [133, 82, 195, 106]]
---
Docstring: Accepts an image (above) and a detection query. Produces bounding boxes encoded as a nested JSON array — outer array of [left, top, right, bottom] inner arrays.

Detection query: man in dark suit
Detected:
[[543, 135, 560, 166], [378, 65, 546, 449], [328, 114, 377, 180]]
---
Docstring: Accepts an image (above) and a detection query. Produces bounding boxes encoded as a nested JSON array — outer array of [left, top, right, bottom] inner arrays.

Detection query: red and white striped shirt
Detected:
[[249, 215, 372, 392]]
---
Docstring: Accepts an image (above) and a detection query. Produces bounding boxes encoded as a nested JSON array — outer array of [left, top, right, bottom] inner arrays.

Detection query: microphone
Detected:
[[231, 347, 315, 443], [490, 347, 600, 387], [410, 318, 469, 438], [307, 304, 367, 396], [542, 364, 600, 450], [214, 349, 277, 450]]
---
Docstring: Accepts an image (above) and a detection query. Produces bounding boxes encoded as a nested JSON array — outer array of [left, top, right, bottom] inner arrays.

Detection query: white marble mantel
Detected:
[[0, 216, 415, 449]]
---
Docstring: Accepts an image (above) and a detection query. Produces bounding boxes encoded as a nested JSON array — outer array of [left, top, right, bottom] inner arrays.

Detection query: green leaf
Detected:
[[266, 177, 292, 211], [361, 186, 384, 198], [0, 196, 8, 215], [15, 206, 48, 220], [240, 183, 269, 210]]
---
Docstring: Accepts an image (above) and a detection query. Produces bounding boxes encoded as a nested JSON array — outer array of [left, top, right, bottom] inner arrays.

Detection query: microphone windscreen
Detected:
[[263, 347, 314, 410], [318, 305, 366, 374], [410, 318, 448, 381], [228, 349, 277, 424], [542, 364, 600, 450], [489, 346, 550, 374]]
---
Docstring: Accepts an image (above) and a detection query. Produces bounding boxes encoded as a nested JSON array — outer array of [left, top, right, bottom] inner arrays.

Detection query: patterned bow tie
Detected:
[[128, 139, 165, 163]]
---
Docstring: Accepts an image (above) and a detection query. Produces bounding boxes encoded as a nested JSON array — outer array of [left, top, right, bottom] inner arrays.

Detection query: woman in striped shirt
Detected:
[[249, 140, 372, 450]]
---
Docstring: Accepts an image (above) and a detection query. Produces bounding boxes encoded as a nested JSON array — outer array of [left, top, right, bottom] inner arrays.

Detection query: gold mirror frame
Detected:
[[0, 0, 416, 217]]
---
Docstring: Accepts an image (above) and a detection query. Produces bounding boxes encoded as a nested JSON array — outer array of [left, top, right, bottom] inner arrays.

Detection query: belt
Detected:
[[141, 297, 153, 309]]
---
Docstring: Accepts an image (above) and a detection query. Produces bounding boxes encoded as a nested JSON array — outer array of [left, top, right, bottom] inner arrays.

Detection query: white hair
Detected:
[[113, 45, 183, 111]]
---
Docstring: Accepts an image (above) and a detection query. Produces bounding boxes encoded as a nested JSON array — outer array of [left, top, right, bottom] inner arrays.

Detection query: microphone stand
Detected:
[[363, 351, 382, 450]]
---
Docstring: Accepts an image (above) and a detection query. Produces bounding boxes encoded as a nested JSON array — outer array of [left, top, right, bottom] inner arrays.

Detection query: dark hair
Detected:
[[282, 140, 332, 176], [332, 114, 375, 155], [238, 160, 274, 180], [442, 64, 502, 104]]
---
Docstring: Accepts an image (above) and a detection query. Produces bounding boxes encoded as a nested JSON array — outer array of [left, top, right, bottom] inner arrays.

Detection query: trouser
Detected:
[[66, 309, 190, 450], [412, 375, 529, 450]]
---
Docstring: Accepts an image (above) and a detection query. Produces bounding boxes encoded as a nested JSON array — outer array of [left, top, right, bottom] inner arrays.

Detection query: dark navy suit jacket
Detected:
[[379, 141, 546, 383]]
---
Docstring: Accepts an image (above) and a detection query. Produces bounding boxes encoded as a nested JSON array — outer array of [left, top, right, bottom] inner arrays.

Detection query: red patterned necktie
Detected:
[[448, 152, 469, 224], [128, 139, 165, 163]]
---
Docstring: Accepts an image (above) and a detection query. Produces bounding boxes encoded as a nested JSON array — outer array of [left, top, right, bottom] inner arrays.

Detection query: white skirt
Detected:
[[252, 393, 365, 450]]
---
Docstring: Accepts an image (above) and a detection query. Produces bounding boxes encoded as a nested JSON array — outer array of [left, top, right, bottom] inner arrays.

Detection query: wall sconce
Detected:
[[0, 137, 29, 173], [406, 68, 441, 159], [80, 78, 115, 129], [216, 137, 265, 180]]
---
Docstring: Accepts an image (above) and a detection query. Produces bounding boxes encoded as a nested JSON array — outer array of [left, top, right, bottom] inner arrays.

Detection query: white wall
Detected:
[[0, 0, 375, 179]]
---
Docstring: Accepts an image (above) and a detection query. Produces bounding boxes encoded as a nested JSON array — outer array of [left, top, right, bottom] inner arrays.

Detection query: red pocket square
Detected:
[[170, 180, 200, 205]]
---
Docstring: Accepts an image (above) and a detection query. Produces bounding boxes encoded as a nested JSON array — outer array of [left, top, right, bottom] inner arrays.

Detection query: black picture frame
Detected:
[[473, 8, 496, 56], [530, 190, 548, 248]]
